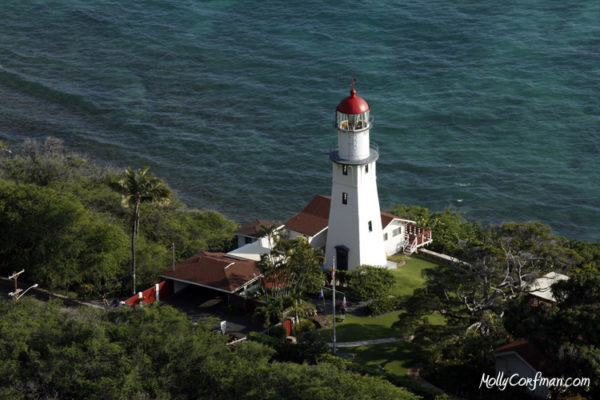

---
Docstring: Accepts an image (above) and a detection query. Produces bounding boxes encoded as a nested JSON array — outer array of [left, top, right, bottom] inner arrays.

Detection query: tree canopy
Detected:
[[504, 272, 600, 398], [0, 138, 238, 299], [0, 181, 128, 298], [0, 300, 419, 400]]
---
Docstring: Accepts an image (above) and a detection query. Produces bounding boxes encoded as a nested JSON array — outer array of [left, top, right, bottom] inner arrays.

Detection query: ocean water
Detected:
[[0, 1, 598, 241]]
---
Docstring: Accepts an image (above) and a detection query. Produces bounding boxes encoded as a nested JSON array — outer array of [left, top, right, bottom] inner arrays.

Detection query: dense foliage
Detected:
[[388, 209, 600, 398], [257, 236, 324, 300], [0, 138, 237, 299], [0, 182, 128, 299], [0, 300, 419, 400], [388, 205, 481, 258], [504, 272, 600, 398], [255, 236, 324, 328], [347, 265, 395, 302]]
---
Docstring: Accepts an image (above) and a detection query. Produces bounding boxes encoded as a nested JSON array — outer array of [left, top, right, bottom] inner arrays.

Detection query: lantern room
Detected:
[[336, 88, 371, 132], [332, 87, 376, 163]]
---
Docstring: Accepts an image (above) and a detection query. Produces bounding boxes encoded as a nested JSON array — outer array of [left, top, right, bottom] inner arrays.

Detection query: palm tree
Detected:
[[258, 223, 278, 249], [114, 167, 170, 295]]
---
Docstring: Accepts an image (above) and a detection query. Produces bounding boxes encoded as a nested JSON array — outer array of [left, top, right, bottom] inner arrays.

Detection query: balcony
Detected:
[[329, 142, 379, 165]]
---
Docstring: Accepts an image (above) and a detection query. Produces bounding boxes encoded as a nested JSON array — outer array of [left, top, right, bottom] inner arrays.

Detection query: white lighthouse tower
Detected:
[[324, 86, 387, 271]]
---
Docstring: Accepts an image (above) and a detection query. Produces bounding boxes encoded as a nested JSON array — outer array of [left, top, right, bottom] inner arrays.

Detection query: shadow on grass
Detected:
[[315, 322, 397, 342], [345, 341, 421, 376]]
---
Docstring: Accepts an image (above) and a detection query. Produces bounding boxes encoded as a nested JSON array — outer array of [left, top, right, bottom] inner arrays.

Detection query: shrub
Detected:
[[268, 325, 287, 339], [248, 331, 280, 347], [294, 318, 316, 335], [348, 265, 395, 301], [367, 295, 401, 316]]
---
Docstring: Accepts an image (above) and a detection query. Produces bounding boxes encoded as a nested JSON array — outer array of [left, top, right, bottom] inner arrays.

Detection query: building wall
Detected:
[[325, 158, 387, 271], [236, 234, 254, 248], [174, 280, 189, 294], [124, 280, 174, 307], [383, 220, 407, 256], [310, 229, 327, 250], [495, 353, 548, 398], [337, 129, 370, 160]]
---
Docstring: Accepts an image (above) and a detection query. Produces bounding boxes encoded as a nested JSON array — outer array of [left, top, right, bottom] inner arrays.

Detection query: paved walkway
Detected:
[[328, 337, 403, 347]]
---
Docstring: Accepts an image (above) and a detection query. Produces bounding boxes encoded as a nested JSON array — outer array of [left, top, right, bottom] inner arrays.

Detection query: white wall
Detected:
[[383, 220, 407, 256], [286, 229, 305, 241], [325, 158, 387, 271], [236, 235, 254, 249], [338, 129, 370, 161], [309, 229, 328, 250]]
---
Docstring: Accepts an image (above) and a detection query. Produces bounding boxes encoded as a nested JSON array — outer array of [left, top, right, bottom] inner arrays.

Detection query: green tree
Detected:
[[388, 205, 482, 257], [0, 181, 128, 298], [397, 222, 580, 339], [504, 272, 600, 398], [256, 237, 323, 324], [113, 167, 170, 294], [0, 299, 420, 400]]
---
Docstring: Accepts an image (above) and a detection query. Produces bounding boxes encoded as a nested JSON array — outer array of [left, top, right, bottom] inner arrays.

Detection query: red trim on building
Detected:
[[124, 280, 174, 307]]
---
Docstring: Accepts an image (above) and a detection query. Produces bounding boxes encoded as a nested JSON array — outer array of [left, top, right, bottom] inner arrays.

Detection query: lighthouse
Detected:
[[324, 86, 387, 271]]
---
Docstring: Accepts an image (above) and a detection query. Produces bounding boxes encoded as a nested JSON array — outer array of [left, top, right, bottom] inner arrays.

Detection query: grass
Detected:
[[341, 341, 419, 376], [389, 255, 439, 298], [315, 255, 445, 376], [315, 256, 443, 343], [315, 311, 403, 342]]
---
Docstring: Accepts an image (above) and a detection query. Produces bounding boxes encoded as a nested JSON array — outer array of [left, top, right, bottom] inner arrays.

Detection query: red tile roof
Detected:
[[284, 195, 331, 236], [160, 252, 260, 293], [380, 211, 398, 229], [284, 195, 406, 236], [234, 219, 280, 237]]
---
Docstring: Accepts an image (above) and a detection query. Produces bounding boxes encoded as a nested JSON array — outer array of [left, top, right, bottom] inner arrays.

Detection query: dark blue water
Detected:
[[1, 1, 599, 241]]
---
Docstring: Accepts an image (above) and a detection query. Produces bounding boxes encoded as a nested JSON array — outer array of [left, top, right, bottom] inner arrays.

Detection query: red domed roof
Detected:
[[336, 88, 370, 114]]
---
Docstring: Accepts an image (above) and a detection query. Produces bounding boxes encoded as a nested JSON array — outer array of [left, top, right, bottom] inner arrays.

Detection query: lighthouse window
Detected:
[[368, 221, 373, 232], [342, 192, 348, 204], [365, 164, 369, 173], [342, 165, 348, 175]]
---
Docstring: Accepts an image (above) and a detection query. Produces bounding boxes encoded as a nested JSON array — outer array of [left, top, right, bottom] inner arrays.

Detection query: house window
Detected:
[[384, 233, 388, 241], [393, 227, 401, 237], [368, 221, 373, 232], [245, 237, 253, 244], [342, 165, 348, 175], [365, 164, 369, 173], [342, 192, 347, 204]]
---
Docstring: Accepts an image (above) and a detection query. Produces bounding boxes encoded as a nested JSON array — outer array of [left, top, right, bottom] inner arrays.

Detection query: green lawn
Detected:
[[341, 341, 419, 376], [315, 311, 403, 342], [315, 255, 445, 376], [389, 255, 439, 298], [318, 255, 445, 382], [315, 256, 443, 343]]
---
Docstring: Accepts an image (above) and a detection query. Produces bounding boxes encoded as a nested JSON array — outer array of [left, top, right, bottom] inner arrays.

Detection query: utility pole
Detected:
[[8, 269, 24, 300], [332, 255, 336, 354], [172, 242, 175, 268], [8, 269, 37, 301]]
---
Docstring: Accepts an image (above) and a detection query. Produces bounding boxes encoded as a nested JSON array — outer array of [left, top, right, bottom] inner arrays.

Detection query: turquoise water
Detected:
[[0, 1, 598, 241]]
